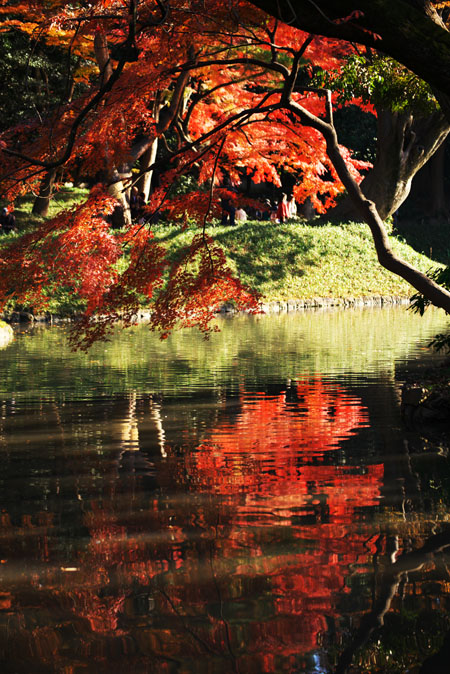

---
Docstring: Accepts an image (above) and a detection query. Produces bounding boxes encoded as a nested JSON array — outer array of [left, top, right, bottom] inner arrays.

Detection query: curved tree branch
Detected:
[[285, 94, 450, 312], [248, 0, 450, 111], [336, 529, 450, 673]]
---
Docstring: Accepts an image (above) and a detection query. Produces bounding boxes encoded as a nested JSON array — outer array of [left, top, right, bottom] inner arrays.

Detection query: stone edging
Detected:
[[1, 295, 411, 324], [221, 295, 411, 313]]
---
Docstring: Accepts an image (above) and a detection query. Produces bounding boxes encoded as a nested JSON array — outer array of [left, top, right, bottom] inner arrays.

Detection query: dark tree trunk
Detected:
[[248, 0, 450, 110], [333, 107, 449, 220], [32, 168, 57, 216], [409, 138, 448, 217], [287, 93, 450, 312]]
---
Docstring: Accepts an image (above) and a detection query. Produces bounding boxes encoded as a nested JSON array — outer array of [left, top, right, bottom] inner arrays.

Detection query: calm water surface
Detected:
[[1, 307, 450, 673]]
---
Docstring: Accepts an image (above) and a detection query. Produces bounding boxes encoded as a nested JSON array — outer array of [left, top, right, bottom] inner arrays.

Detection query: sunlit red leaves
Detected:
[[0, 0, 375, 343], [149, 232, 261, 338], [0, 0, 370, 203], [68, 227, 170, 349], [0, 187, 120, 315]]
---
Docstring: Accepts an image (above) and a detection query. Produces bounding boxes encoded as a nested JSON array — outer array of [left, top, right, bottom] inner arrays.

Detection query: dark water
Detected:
[[1, 307, 450, 674]]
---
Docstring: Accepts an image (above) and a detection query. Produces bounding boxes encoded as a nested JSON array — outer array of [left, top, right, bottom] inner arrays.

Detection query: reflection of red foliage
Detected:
[[0, 380, 384, 671], [188, 379, 374, 499], [180, 380, 383, 655]]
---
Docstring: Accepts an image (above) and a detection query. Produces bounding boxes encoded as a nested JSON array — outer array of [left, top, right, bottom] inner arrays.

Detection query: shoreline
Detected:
[[232, 294, 410, 314], [2, 294, 411, 325]]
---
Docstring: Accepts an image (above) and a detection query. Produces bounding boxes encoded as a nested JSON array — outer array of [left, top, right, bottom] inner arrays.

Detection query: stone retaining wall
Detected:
[[221, 295, 410, 313], [2, 295, 411, 324]]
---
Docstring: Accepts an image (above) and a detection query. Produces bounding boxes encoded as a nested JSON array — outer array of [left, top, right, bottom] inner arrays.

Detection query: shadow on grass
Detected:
[[151, 226, 191, 244], [393, 218, 450, 266], [213, 221, 317, 285], [152, 220, 313, 285]]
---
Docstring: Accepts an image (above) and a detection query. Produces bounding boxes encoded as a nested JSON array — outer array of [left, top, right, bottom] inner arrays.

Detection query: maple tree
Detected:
[[247, 1, 450, 221], [1, 0, 450, 345]]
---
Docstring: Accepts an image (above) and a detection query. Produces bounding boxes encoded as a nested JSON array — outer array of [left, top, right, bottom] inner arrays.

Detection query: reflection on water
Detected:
[[0, 307, 450, 673]]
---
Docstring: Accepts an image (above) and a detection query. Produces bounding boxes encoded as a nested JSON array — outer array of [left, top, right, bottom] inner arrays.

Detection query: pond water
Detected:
[[1, 307, 450, 674]]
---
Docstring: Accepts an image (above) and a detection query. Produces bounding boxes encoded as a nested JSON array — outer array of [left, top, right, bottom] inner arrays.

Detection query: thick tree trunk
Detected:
[[409, 138, 448, 217], [133, 72, 193, 201], [428, 140, 448, 216], [94, 29, 132, 224], [32, 168, 57, 216], [94, 30, 113, 86], [107, 168, 131, 226], [136, 137, 158, 202], [287, 96, 450, 313], [333, 108, 449, 220]]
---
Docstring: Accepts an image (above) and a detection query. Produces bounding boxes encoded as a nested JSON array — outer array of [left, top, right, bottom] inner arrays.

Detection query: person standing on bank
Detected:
[[235, 206, 247, 223], [221, 197, 236, 226], [0, 207, 16, 234], [277, 193, 289, 223], [288, 195, 297, 219]]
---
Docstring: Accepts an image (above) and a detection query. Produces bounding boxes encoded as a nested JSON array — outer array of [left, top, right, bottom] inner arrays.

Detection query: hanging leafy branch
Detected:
[[1, 0, 450, 348]]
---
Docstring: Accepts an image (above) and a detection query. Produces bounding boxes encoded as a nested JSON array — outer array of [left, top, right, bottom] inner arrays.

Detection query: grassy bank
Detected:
[[1, 189, 445, 314], [153, 219, 437, 302]]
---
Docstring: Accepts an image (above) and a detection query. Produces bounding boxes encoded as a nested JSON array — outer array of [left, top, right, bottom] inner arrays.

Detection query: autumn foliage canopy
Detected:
[[0, 0, 377, 345]]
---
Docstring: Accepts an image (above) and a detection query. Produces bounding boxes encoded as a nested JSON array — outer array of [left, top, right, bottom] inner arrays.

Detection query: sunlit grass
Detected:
[[2, 187, 89, 234], [152, 218, 438, 302], [0, 188, 442, 314]]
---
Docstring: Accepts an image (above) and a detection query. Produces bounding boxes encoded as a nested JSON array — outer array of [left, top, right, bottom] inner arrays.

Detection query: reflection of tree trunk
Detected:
[[118, 391, 139, 448], [332, 108, 449, 220], [149, 398, 166, 457], [32, 168, 57, 216], [336, 528, 450, 674]]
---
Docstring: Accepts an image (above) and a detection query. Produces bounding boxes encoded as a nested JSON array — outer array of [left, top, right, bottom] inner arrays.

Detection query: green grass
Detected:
[[6, 187, 89, 232], [1, 188, 445, 313], [393, 217, 450, 266], [152, 218, 439, 302]]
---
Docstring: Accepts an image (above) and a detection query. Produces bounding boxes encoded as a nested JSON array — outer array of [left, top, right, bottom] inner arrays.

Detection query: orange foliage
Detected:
[[0, 380, 385, 670], [0, 0, 372, 342]]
